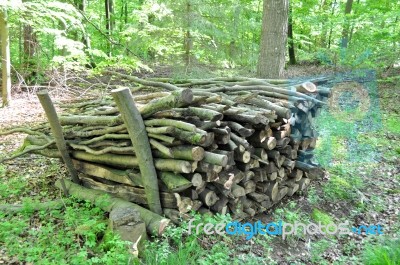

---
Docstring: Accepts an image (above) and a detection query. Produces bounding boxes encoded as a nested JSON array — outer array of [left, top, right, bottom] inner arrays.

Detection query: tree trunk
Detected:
[[257, 0, 289, 78], [348, 0, 360, 45], [327, 0, 337, 49], [75, 0, 91, 48], [229, 5, 241, 64], [105, 0, 114, 56], [184, 0, 192, 67], [341, 0, 353, 48], [318, 0, 327, 47], [288, 1, 296, 65], [0, 9, 11, 106], [23, 0, 38, 84]]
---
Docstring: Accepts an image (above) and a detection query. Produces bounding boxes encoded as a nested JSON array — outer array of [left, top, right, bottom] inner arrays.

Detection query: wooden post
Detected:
[[37, 90, 80, 186], [111, 87, 163, 215]]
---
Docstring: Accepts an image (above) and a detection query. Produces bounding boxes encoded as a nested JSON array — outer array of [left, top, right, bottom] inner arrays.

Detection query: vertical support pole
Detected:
[[111, 87, 162, 215], [37, 90, 80, 187]]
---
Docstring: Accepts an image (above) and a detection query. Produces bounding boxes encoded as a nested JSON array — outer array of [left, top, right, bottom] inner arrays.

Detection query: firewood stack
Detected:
[[3, 73, 330, 221]]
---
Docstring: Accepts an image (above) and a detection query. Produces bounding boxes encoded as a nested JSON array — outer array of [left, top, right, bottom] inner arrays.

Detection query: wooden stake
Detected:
[[112, 87, 162, 215], [37, 90, 80, 190]]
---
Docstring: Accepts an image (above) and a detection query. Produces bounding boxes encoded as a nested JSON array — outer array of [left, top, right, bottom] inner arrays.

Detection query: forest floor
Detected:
[[0, 64, 399, 264]]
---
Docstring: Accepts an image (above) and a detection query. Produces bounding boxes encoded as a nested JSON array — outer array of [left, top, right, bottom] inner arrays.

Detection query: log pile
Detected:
[[1, 73, 330, 222]]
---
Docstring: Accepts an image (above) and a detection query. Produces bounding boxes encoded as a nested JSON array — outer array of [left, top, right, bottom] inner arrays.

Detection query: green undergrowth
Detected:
[[141, 212, 275, 265], [323, 164, 365, 202], [384, 114, 400, 135], [362, 238, 400, 265], [0, 197, 132, 264], [311, 209, 334, 226]]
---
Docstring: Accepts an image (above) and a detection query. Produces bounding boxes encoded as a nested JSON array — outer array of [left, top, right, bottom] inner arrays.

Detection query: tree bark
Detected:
[[0, 9, 11, 106], [184, 0, 192, 67], [22, 0, 39, 83], [288, 1, 296, 65], [159, 171, 192, 192], [328, 0, 337, 49], [140, 89, 193, 118], [105, 0, 114, 56], [0, 200, 64, 214], [37, 90, 80, 185], [72, 159, 144, 187], [112, 88, 162, 215], [341, 0, 353, 48], [74, 0, 94, 66], [257, 0, 289, 78]]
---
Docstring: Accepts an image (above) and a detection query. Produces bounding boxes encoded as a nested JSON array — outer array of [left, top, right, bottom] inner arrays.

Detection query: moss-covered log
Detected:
[[55, 179, 170, 236], [0, 200, 65, 214], [153, 106, 223, 122], [72, 151, 192, 173], [72, 159, 143, 186], [158, 171, 192, 192], [144, 119, 196, 132], [140, 89, 193, 118], [153, 145, 205, 161], [203, 151, 229, 167]]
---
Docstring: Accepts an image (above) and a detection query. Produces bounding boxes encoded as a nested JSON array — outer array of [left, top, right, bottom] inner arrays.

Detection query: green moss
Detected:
[[311, 209, 337, 234], [311, 209, 334, 226]]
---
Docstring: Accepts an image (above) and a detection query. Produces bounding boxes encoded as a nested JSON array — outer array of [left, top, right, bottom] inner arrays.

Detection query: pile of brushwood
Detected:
[[1, 72, 330, 234]]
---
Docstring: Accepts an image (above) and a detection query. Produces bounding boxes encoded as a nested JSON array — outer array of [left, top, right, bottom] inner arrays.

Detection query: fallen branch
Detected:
[[0, 199, 65, 214]]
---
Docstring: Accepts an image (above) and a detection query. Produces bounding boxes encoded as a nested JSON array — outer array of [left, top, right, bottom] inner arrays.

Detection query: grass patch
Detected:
[[311, 209, 337, 234], [307, 186, 321, 205], [324, 175, 352, 201], [384, 114, 400, 135], [323, 164, 364, 202], [0, 174, 26, 200], [357, 131, 398, 160], [273, 202, 310, 244], [274, 201, 309, 224], [311, 209, 334, 226], [310, 239, 337, 265], [363, 238, 400, 265]]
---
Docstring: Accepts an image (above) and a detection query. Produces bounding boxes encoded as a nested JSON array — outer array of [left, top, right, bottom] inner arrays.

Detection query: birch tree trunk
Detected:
[[0, 9, 11, 106], [257, 0, 289, 78]]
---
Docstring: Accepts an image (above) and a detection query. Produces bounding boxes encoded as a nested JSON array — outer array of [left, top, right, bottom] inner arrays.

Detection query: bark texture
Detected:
[[0, 9, 11, 106], [257, 0, 289, 78]]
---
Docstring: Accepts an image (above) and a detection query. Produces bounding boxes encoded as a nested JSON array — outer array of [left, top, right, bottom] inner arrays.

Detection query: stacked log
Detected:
[[1, 74, 330, 221]]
